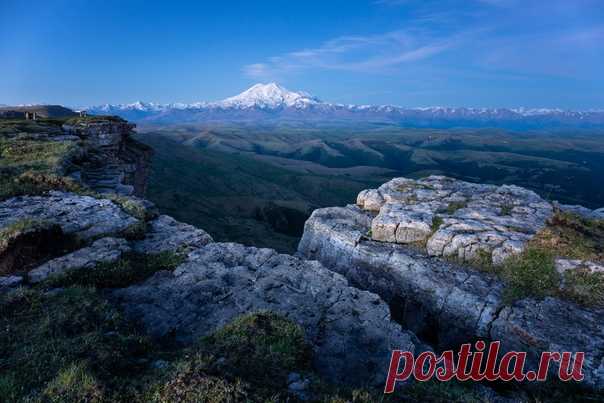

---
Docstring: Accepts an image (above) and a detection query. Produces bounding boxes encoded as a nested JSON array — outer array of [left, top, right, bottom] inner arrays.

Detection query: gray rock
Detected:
[[297, 204, 604, 391], [0, 192, 139, 241], [132, 215, 213, 254], [357, 176, 552, 264], [299, 205, 503, 347], [112, 242, 419, 386], [557, 203, 604, 221], [556, 258, 604, 275], [28, 237, 130, 283], [0, 275, 23, 288], [490, 298, 604, 392]]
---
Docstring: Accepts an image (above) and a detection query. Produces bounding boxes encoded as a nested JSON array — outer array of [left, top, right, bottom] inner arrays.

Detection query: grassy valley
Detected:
[[138, 125, 604, 252], [136, 133, 389, 252]]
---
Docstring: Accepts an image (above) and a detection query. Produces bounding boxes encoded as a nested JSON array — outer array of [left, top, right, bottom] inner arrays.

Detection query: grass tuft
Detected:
[[431, 216, 444, 232], [44, 251, 185, 289], [446, 200, 467, 215], [199, 312, 312, 389], [501, 247, 559, 303]]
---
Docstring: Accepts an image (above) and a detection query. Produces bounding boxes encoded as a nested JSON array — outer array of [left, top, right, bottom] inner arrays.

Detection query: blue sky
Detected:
[[1, 0, 603, 109]]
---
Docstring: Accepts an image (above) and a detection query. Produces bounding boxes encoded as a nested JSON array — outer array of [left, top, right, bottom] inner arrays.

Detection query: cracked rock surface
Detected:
[[28, 237, 130, 283], [112, 242, 420, 386], [0, 192, 139, 241], [357, 176, 553, 264], [133, 215, 213, 254], [297, 203, 604, 391]]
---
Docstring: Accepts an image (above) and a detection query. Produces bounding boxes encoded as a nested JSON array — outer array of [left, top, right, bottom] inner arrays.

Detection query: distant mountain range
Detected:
[[86, 83, 604, 129]]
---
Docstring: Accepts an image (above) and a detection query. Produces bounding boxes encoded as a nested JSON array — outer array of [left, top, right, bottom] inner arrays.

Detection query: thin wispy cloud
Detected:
[[244, 0, 604, 86], [243, 29, 460, 79]]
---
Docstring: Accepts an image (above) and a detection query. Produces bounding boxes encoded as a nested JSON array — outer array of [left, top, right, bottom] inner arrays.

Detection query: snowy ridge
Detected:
[[85, 83, 604, 129]]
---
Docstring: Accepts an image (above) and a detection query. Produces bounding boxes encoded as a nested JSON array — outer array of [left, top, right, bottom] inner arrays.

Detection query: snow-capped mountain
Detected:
[[86, 83, 604, 129], [219, 83, 320, 109]]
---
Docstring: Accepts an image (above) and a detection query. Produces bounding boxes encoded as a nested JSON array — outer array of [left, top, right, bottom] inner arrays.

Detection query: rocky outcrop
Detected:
[[0, 192, 139, 241], [0, 275, 23, 288], [557, 203, 604, 221], [28, 237, 130, 283], [357, 176, 552, 265], [133, 215, 213, 254], [63, 119, 152, 196], [0, 188, 422, 387], [0, 220, 67, 275], [298, 177, 604, 391], [112, 242, 421, 386]]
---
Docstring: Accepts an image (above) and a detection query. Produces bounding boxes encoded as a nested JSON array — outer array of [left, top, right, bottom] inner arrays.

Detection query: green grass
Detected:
[[64, 115, 126, 125], [561, 269, 604, 307], [199, 312, 312, 389], [40, 362, 105, 403], [44, 251, 185, 289], [0, 287, 154, 402], [0, 137, 76, 173], [530, 211, 604, 262], [0, 171, 86, 201], [0, 127, 82, 200], [499, 202, 514, 216], [0, 218, 52, 244], [445, 200, 467, 215], [431, 216, 444, 232], [501, 247, 560, 303], [1, 287, 594, 402], [0, 118, 64, 136]]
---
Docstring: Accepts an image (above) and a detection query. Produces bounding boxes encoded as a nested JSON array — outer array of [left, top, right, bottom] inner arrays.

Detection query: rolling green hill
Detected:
[[137, 125, 604, 252], [136, 133, 390, 252]]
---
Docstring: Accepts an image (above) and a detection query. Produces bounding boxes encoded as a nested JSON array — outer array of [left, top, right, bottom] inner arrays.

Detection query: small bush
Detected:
[[120, 220, 148, 240], [104, 194, 157, 221]]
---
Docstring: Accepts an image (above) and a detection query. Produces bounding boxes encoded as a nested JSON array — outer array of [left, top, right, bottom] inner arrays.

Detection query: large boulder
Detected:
[[357, 176, 552, 264], [0, 192, 139, 241], [132, 215, 213, 254], [28, 237, 130, 283], [111, 242, 421, 386], [298, 203, 604, 391]]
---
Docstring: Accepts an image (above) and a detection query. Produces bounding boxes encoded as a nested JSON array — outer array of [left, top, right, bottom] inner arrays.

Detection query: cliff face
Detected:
[[62, 118, 152, 196], [298, 176, 604, 391]]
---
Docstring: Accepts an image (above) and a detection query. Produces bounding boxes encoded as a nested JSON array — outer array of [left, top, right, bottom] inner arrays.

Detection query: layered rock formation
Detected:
[[357, 176, 553, 265], [298, 176, 604, 391], [63, 119, 152, 196]]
